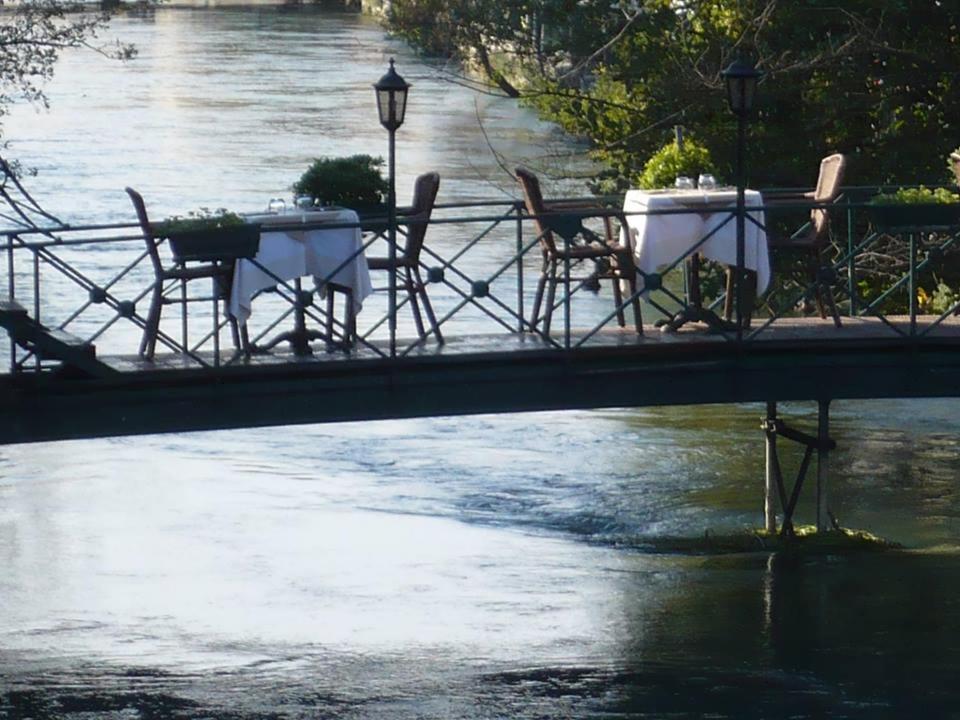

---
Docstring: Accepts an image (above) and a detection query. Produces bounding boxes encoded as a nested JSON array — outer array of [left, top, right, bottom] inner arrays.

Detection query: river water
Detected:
[[2, 6, 960, 718]]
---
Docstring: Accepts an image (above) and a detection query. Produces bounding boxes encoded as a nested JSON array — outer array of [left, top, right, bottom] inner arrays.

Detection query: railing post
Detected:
[[181, 277, 188, 354], [734, 113, 746, 344], [7, 236, 16, 373], [909, 231, 917, 338], [516, 203, 524, 333], [846, 195, 856, 316], [33, 250, 40, 373], [563, 232, 571, 350]]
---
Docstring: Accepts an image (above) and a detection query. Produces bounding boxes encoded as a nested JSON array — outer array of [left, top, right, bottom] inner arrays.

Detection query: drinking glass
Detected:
[[698, 173, 717, 191], [268, 197, 286, 214], [674, 176, 694, 190], [296, 195, 314, 210]]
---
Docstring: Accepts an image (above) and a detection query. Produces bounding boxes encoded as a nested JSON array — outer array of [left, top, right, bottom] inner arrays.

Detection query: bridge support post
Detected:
[[764, 401, 777, 533], [817, 399, 831, 532], [761, 400, 836, 535]]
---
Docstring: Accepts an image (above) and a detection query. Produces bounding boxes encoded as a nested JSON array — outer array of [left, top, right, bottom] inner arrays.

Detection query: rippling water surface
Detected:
[[3, 6, 960, 718]]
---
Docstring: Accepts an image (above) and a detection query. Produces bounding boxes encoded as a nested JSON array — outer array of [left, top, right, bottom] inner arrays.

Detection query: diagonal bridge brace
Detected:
[[762, 412, 836, 537]]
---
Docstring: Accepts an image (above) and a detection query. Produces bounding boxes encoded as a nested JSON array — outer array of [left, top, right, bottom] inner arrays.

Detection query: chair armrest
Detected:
[[763, 190, 815, 206]]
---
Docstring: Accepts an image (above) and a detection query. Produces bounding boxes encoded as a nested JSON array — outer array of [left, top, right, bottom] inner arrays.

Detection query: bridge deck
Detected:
[[94, 315, 960, 374], [2, 315, 958, 446]]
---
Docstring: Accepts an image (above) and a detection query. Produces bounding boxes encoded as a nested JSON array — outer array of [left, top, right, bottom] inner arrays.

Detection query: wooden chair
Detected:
[[515, 167, 642, 335], [735, 153, 847, 327], [365, 172, 443, 343], [126, 187, 243, 359]]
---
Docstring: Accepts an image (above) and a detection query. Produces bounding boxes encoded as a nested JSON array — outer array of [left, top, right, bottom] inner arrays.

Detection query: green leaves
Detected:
[[388, 0, 960, 191], [871, 186, 960, 205], [291, 155, 388, 209], [636, 139, 713, 189], [159, 208, 245, 235]]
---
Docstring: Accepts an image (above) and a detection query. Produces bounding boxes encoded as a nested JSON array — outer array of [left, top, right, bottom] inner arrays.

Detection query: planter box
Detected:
[[167, 224, 261, 263], [868, 203, 960, 233]]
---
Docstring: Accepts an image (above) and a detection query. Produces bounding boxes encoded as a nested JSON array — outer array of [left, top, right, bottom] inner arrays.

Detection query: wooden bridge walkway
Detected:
[[2, 315, 958, 446]]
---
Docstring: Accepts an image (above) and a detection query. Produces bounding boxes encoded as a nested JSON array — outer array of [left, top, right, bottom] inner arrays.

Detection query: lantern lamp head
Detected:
[[721, 58, 762, 116], [374, 58, 411, 131]]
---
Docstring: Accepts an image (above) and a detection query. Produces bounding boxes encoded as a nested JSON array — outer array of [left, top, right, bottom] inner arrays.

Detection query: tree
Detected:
[[0, 0, 134, 226], [386, 0, 960, 190]]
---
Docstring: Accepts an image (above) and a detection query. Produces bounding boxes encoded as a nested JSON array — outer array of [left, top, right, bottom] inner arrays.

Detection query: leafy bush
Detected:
[[292, 155, 389, 209], [871, 185, 960, 205], [159, 208, 245, 235], [636, 139, 713, 190]]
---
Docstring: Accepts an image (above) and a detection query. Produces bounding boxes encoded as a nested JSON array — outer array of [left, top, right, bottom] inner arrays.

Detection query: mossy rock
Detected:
[[628, 525, 901, 556]]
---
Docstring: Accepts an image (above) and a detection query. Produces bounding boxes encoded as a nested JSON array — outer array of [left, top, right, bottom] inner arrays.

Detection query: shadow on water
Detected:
[[5, 551, 960, 718], [479, 550, 960, 719]]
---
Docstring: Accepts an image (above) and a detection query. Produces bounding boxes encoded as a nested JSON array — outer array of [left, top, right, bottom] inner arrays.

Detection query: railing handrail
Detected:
[[3, 185, 960, 378]]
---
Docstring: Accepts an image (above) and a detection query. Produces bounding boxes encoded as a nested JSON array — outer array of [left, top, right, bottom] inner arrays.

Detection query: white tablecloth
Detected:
[[622, 189, 770, 295], [229, 208, 373, 324]]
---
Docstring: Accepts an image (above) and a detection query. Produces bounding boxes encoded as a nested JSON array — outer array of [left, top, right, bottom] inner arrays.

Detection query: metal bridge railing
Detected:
[[1, 187, 959, 375]]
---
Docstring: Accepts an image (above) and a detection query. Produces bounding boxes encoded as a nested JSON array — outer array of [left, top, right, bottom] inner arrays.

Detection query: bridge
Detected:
[[1, 189, 958, 531]]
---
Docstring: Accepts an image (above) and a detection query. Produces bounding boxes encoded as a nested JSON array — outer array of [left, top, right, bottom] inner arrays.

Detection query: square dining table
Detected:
[[229, 208, 373, 326], [621, 187, 770, 296]]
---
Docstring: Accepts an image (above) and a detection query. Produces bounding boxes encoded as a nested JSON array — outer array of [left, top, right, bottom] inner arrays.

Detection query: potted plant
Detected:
[[636, 138, 715, 190], [291, 154, 389, 215], [868, 185, 960, 232], [158, 208, 260, 263]]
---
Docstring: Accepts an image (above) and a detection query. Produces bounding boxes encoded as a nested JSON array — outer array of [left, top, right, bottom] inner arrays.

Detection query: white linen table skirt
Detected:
[[229, 208, 372, 324], [621, 189, 770, 295]]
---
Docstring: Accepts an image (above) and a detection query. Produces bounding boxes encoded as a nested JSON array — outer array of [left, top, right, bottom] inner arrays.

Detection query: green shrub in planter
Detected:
[[636, 139, 714, 190], [158, 208, 259, 263], [292, 154, 389, 211], [159, 207, 246, 234], [868, 185, 960, 231]]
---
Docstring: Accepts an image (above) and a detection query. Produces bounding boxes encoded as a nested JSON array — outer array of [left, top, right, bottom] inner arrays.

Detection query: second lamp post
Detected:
[[374, 58, 410, 357], [721, 57, 761, 338]]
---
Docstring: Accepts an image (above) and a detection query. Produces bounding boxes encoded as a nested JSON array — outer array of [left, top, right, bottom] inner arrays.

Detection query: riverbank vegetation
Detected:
[[384, 0, 960, 192], [632, 525, 902, 556]]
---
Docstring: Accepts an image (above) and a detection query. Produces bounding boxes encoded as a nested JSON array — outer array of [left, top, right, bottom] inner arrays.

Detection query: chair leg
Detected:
[[814, 249, 842, 328], [741, 271, 757, 329], [611, 270, 626, 328], [325, 285, 335, 341], [723, 267, 736, 321], [404, 267, 428, 342], [140, 282, 163, 360], [806, 250, 828, 321], [626, 272, 643, 335], [530, 257, 549, 331], [543, 262, 558, 337], [413, 267, 443, 343], [324, 284, 357, 349], [229, 316, 241, 351], [345, 293, 356, 346], [239, 322, 252, 357]]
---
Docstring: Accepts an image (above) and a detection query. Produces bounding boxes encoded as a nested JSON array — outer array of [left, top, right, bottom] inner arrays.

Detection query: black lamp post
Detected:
[[374, 58, 410, 356], [721, 57, 761, 339]]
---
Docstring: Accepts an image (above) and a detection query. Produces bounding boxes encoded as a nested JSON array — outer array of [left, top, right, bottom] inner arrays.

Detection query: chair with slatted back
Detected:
[[516, 167, 642, 336], [365, 171, 443, 343], [126, 187, 245, 359], [731, 153, 847, 327]]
